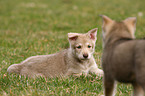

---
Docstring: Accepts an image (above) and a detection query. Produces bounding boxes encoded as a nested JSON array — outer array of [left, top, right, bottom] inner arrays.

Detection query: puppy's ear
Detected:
[[123, 17, 136, 27], [100, 15, 114, 25], [123, 17, 137, 38], [100, 15, 114, 34], [88, 28, 98, 41], [68, 33, 79, 41]]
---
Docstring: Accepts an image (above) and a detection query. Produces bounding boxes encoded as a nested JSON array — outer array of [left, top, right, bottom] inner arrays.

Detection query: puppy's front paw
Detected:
[[98, 69, 104, 76]]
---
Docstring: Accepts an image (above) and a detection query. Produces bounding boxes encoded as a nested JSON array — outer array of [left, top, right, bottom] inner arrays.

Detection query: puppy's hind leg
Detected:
[[7, 64, 22, 74], [132, 82, 144, 96], [104, 77, 116, 96]]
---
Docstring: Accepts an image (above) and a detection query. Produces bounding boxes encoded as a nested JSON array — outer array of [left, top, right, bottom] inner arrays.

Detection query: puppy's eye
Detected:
[[76, 46, 81, 49], [88, 45, 91, 48]]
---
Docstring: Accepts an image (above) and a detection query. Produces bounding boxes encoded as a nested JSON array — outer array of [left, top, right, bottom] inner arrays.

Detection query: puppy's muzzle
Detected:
[[83, 54, 88, 58]]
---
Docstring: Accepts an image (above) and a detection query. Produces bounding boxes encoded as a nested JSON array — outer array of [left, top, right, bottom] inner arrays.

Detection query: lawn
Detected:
[[0, 0, 145, 95]]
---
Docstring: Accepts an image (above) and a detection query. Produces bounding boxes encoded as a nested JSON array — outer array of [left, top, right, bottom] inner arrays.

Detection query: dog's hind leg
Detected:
[[104, 77, 116, 96], [7, 64, 22, 74], [132, 82, 144, 96]]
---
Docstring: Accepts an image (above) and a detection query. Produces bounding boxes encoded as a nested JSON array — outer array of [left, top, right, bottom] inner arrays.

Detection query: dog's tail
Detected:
[[7, 64, 22, 74]]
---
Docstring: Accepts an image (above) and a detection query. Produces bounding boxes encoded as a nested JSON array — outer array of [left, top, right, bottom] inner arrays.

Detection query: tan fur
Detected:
[[7, 28, 103, 78], [123, 17, 136, 38], [101, 15, 145, 96]]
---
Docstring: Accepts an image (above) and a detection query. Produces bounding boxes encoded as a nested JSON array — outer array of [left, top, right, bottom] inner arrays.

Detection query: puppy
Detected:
[[101, 15, 145, 96], [7, 28, 103, 78]]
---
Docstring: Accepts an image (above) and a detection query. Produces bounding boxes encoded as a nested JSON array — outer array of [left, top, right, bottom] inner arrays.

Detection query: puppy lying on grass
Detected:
[[7, 28, 103, 78]]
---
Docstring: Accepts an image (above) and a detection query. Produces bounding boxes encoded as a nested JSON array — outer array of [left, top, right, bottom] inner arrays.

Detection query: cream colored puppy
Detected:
[[7, 28, 103, 78]]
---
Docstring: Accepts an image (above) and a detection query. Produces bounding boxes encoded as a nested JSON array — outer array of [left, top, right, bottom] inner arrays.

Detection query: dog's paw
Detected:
[[97, 69, 104, 76]]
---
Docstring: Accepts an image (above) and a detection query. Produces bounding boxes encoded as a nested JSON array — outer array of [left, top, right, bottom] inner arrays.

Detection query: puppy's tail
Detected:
[[7, 64, 22, 74]]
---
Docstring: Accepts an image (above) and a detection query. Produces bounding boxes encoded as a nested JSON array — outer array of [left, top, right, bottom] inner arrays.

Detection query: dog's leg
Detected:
[[104, 77, 116, 96], [65, 71, 88, 77], [65, 69, 85, 77], [132, 82, 144, 96], [89, 64, 104, 76]]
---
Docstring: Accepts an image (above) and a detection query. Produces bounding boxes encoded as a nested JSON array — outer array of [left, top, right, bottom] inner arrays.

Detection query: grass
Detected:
[[0, 0, 145, 95]]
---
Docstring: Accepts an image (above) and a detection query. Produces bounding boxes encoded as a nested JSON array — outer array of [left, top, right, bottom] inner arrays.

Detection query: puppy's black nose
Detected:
[[83, 54, 88, 58]]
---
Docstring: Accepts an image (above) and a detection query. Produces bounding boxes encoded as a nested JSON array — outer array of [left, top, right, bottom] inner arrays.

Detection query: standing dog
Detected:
[[7, 28, 103, 78], [101, 15, 145, 96]]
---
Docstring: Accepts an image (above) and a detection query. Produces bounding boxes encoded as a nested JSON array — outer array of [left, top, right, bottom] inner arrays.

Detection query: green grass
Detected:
[[0, 0, 145, 95]]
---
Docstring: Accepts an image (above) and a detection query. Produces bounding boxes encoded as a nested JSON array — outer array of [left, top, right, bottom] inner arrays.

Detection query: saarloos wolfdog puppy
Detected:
[[7, 28, 103, 78], [101, 15, 145, 96]]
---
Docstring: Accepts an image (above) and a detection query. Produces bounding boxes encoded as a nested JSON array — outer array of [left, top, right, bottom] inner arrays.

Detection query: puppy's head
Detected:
[[101, 15, 136, 47], [68, 28, 97, 60]]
